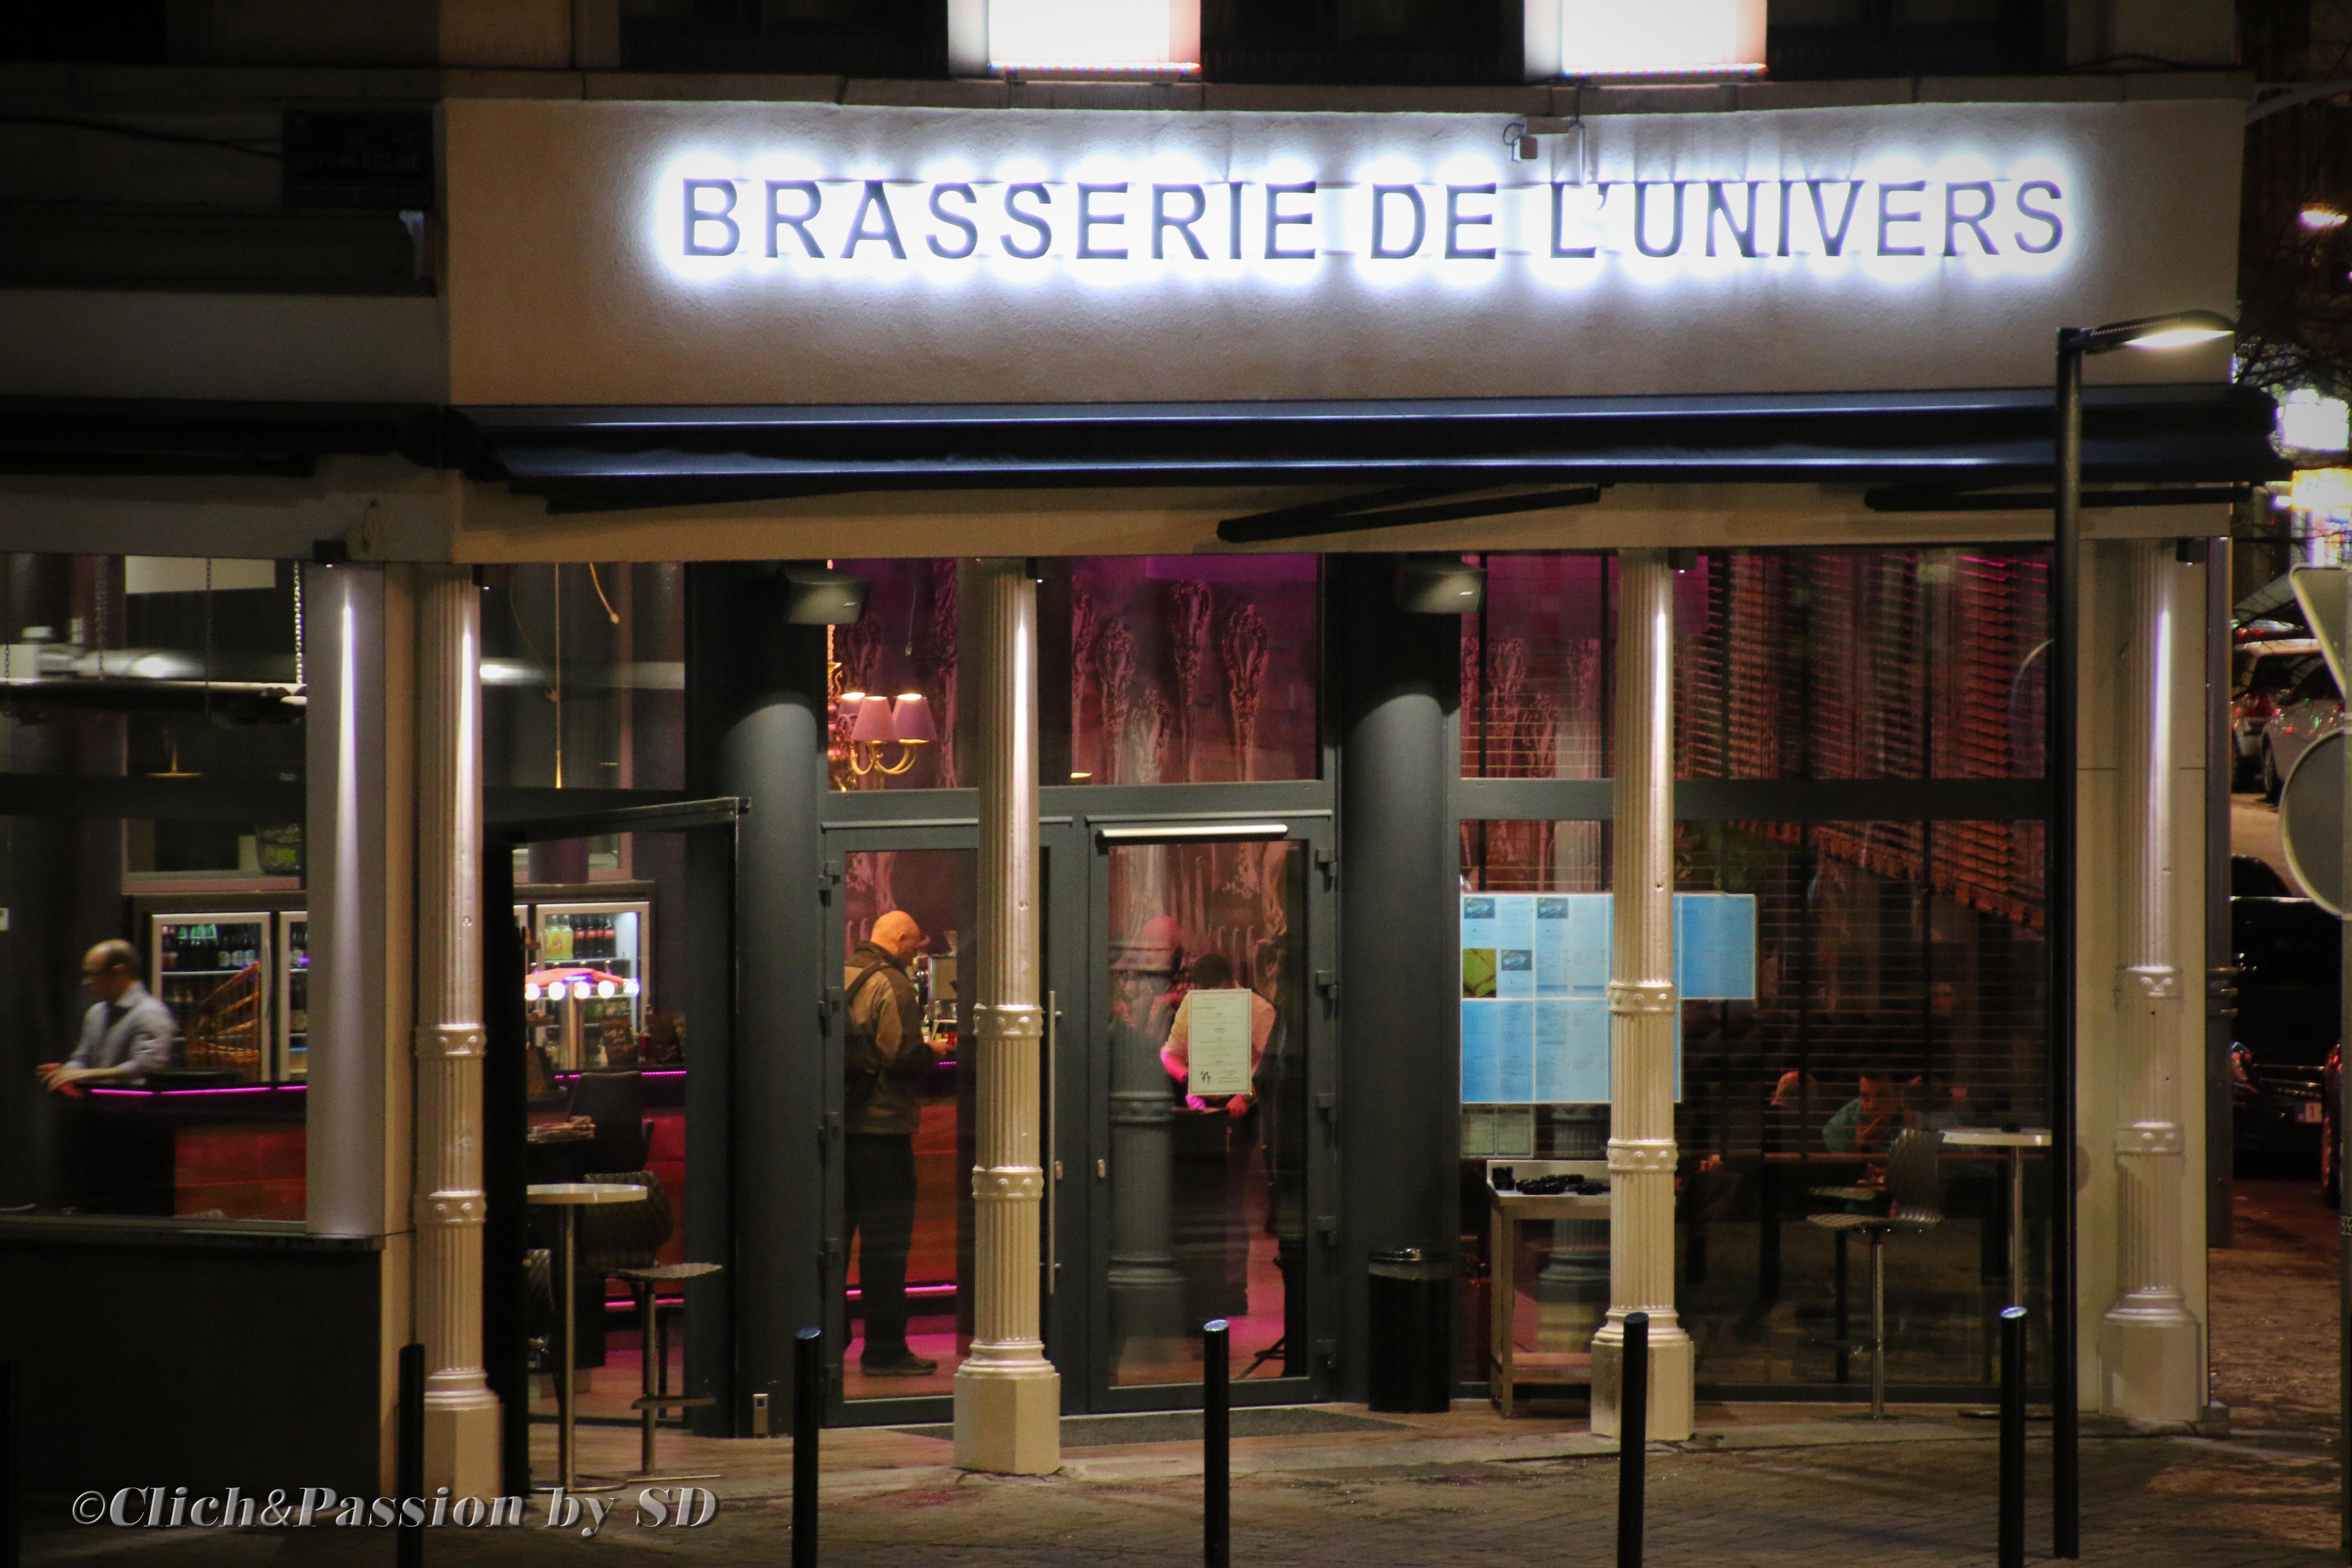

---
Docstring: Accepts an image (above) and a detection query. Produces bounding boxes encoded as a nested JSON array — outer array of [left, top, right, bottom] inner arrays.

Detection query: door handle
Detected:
[[1046, 989, 1058, 1295]]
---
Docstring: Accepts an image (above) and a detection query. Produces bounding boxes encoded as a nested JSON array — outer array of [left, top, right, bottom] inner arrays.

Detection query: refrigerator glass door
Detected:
[[279, 915, 309, 1081], [150, 913, 272, 1083]]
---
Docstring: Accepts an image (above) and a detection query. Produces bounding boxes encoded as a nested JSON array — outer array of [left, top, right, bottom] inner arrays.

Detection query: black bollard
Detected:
[[793, 1328, 822, 1568], [3, 1360, 17, 1568], [1204, 1320, 1230, 1568], [1617, 1311, 1649, 1568], [396, 1342, 424, 1568], [1999, 1306, 2026, 1568]]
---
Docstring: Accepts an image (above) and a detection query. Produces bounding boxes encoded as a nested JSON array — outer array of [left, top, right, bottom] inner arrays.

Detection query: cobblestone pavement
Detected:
[[32, 1179, 2342, 1568]]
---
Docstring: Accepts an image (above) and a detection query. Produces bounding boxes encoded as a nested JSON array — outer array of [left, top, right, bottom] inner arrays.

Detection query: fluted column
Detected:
[[1591, 549, 1694, 1442], [412, 567, 502, 1492], [953, 559, 1060, 1475], [2101, 542, 2201, 1421]]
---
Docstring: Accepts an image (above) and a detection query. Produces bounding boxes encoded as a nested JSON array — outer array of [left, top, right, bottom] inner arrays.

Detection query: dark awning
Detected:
[[455, 383, 2289, 514], [0, 397, 443, 478]]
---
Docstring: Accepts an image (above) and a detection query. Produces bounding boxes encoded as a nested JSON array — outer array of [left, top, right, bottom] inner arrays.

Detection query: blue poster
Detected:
[[1491, 894, 1536, 999], [1461, 999, 1534, 1103], [1533, 998, 1611, 1103], [1675, 893, 1758, 1001]]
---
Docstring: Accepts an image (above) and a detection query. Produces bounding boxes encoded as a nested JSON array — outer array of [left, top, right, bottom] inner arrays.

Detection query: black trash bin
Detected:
[[1366, 1246, 1453, 1412]]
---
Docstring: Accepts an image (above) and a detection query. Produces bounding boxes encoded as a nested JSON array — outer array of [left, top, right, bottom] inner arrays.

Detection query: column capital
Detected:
[[972, 1004, 1043, 1042], [413, 1023, 485, 1059], [416, 1191, 487, 1226], [1605, 1138, 1678, 1173], [2116, 964, 2180, 1002], [2115, 1121, 2184, 1157], [971, 1166, 1045, 1201], [1606, 979, 1677, 1015]]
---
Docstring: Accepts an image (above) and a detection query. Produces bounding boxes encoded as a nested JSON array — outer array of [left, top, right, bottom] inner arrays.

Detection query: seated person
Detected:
[[1159, 953, 1278, 1118], [1822, 1067, 1908, 1155]]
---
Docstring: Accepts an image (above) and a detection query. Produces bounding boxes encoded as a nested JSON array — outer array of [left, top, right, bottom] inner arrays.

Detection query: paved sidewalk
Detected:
[[28, 1179, 2340, 1566]]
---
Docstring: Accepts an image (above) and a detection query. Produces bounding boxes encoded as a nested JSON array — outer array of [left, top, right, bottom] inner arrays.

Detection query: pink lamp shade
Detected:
[[890, 691, 937, 744], [850, 692, 898, 744]]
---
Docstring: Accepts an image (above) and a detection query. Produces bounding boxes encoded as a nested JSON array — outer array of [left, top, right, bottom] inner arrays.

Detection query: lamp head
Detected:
[[781, 564, 870, 625], [889, 691, 937, 744], [849, 693, 897, 744], [1393, 555, 1487, 615], [2068, 310, 2236, 356]]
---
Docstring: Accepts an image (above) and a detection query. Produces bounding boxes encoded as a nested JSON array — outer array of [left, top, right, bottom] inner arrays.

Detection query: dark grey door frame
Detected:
[[1078, 806, 1339, 1416]]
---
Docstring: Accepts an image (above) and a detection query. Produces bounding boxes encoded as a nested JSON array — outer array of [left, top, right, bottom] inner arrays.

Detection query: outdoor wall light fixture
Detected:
[[1393, 555, 1487, 614], [782, 564, 870, 625]]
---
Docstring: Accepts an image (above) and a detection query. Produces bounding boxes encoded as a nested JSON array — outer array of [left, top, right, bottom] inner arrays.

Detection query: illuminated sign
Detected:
[[661, 161, 2072, 280], [443, 97, 2239, 407]]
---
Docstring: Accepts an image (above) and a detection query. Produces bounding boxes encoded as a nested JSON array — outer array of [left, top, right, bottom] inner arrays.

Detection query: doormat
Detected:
[[896, 1407, 1409, 1447]]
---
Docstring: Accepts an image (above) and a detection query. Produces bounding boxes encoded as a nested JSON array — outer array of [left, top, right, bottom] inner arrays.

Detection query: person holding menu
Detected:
[[1158, 953, 1276, 1114]]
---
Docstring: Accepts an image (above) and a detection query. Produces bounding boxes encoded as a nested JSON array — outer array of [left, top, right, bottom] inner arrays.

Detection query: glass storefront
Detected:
[[0, 552, 309, 1222], [1457, 545, 2053, 1400]]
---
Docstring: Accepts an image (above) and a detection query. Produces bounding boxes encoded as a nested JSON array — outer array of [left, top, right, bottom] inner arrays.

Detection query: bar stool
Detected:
[[1804, 1128, 1944, 1418], [614, 1262, 725, 1479], [580, 1169, 722, 1481]]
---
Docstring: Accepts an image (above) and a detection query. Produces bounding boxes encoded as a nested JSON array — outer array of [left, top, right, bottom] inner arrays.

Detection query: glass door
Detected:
[[821, 830, 981, 1416], [1084, 819, 1334, 1409]]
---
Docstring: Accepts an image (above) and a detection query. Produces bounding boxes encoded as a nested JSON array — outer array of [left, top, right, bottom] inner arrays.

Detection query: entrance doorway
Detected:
[[821, 813, 1335, 1422]]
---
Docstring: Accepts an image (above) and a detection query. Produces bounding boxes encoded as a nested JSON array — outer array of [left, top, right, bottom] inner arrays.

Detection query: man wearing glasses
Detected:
[[38, 940, 177, 1094]]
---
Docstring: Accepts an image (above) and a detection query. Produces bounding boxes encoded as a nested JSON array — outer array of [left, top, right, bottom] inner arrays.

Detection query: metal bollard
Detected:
[[1618, 1311, 1649, 1568], [3, 1360, 18, 1568], [396, 1342, 424, 1568], [1204, 1320, 1230, 1568], [793, 1328, 822, 1568], [1999, 1306, 2027, 1568]]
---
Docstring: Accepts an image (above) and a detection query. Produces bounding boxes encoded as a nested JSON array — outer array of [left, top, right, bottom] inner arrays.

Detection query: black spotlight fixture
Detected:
[[1393, 554, 1485, 615], [781, 564, 870, 625]]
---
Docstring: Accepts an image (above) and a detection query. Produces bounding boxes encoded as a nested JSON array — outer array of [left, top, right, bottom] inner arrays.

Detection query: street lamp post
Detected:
[[2051, 309, 2234, 1561]]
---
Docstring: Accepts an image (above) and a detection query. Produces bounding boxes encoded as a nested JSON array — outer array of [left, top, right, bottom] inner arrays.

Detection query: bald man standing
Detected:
[[843, 910, 937, 1378]]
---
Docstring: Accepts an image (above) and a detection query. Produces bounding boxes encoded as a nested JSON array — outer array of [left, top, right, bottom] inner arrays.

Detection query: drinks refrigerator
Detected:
[[150, 913, 273, 1082], [524, 899, 652, 1072]]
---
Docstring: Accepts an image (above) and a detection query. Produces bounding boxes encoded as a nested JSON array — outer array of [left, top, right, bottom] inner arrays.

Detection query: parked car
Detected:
[[2233, 640, 2321, 790], [2259, 658, 2343, 802], [2231, 891, 2339, 1170]]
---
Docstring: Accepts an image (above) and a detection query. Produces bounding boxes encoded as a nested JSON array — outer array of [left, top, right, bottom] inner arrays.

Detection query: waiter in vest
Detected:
[[844, 910, 937, 1378]]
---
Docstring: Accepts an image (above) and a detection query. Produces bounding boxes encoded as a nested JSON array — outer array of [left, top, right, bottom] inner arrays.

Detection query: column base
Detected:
[[2102, 1301, 2202, 1424], [1588, 1311, 1695, 1442], [424, 1393, 504, 1497], [953, 1358, 1061, 1475]]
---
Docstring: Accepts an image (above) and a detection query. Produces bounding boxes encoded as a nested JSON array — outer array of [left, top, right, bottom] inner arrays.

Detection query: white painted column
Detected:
[[1590, 548, 1694, 1442], [953, 559, 1060, 1475], [411, 567, 502, 1491], [2101, 541, 2201, 1421]]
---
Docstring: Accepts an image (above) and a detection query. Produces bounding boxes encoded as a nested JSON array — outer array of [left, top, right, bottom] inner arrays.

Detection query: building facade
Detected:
[[0, 0, 2277, 1500]]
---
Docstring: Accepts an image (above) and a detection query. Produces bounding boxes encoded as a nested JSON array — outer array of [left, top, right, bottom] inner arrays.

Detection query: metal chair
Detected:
[[1804, 1128, 1943, 1418]]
